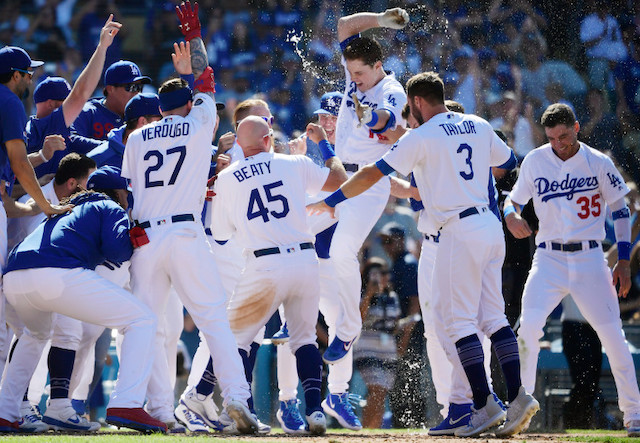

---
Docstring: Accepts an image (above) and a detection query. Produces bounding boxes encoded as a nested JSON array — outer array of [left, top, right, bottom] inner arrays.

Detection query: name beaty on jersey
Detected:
[[141, 120, 190, 141], [233, 161, 272, 183]]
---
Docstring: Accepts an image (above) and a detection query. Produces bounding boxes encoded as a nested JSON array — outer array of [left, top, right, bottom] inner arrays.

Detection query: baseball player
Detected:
[[307, 8, 408, 429], [70, 58, 150, 142], [24, 15, 121, 178], [504, 103, 640, 437], [211, 115, 348, 435], [0, 167, 166, 434], [121, 1, 257, 433], [308, 71, 539, 437]]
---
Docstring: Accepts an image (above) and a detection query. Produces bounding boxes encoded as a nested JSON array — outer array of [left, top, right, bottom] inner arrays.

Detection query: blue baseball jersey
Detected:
[[5, 192, 132, 273], [26, 107, 102, 177], [87, 125, 126, 168], [71, 97, 123, 141], [0, 83, 26, 175]]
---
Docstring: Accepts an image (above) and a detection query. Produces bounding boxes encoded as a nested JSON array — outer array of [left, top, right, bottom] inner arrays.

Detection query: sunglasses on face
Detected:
[[262, 116, 274, 126], [12, 68, 33, 78], [119, 83, 143, 93]]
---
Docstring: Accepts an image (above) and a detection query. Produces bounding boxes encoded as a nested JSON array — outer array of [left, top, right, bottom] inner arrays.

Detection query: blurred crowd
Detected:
[[2, 0, 640, 430]]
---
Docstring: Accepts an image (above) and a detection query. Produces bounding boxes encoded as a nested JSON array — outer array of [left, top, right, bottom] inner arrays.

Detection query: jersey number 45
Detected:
[[247, 181, 290, 222]]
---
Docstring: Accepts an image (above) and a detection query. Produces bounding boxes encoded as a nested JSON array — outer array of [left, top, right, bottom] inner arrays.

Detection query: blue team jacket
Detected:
[[87, 125, 126, 168], [5, 193, 132, 273]]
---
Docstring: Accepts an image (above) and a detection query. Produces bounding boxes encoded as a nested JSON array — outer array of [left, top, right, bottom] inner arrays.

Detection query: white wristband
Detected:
[[38, 149, 48, 162]]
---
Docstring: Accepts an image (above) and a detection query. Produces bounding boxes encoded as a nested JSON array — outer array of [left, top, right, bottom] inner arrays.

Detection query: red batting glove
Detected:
[[195, 66, 216, 93], [176, 1, 201, 41]]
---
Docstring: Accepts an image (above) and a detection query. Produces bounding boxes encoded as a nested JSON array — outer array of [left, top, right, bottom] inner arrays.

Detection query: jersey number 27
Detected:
[[144, 146, 186, 188], [247, 181, 290, 222]]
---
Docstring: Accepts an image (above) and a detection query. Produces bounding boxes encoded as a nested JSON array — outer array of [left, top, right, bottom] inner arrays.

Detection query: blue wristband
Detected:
[[618, 241, 631, 261], [503, 205, 516, 217], [325, 189, 347, 208], [365, 111, 379, 128], [318, 139, 335, 162], [180, 73, 195, 89]]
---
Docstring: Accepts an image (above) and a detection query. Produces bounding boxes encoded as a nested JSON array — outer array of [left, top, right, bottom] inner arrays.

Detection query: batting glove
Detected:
[[352, 93, 375, 128], [195, 66, 216, 93], [377, 8, 410, 29], [176, 1, 202, 41]]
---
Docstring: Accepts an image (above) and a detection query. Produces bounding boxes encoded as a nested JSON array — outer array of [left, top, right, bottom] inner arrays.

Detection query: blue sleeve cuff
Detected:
[[612, 207, 630, 220], [409, 198, 424, 212], [370, 108, 396, 134], [496, 151, 517, 170], [340, 33, 361, 52], [325, 189, 347, 208], [375, 159, 395, 175], [618, 241, 631, 261], [318, 139, 336, 162]]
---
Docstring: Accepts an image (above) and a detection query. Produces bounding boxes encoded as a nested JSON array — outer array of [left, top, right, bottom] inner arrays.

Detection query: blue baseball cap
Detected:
[[124, 93, 161, 122], [0, 46, 43, 75], [33, 77, 71, 104], [104, 60, 151, 86], [87, 166, 128, 191], [314, 92, 342, 116]]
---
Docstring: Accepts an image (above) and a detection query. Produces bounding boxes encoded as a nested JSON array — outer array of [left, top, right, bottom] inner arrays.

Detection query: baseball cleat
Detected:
[[18, 402, 49, 433], [627, 419, 640, 437], [224, 400, 259, 434], [106, 407, 168, 434], [271, 322, 290, 345], [428, 402, 472, 436], [0, 418, 20, 433], [454, 394, 506, 437], [174, 403, 209, 433], [321, 392, 362, 430], [276, 399, 306, 434], [323, 336, 356, 364], [494, 387, 539, 437], [306, 410, 327, 435], [43, 402, 100, 432], [70, 399, 86, 416], [178, 386, 223, 430]]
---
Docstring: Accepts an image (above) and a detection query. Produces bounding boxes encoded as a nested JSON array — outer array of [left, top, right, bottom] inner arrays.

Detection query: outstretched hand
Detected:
[[176, 1, 202, 41], [378, 8, 410, 29], [306, 200, 335, 218], [172, 41, 192, 75], [99, 14, 122, 48]]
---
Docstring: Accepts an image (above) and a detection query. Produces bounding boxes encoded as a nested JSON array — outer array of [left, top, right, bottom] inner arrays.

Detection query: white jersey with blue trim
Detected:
[[211, 152, 329, 251], [509, 142, 629, 244], [334, 57, 407, 165], [122, 93, 217, 221], [382, 111, 512, 228]]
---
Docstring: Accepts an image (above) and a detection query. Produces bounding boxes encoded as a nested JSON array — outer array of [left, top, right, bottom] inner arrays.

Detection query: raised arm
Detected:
[[62, 15, 121, 127], [337, 8, 409, 42]]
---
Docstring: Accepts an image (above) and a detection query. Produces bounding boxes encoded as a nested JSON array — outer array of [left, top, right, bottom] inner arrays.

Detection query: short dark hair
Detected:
[[540, 103, 576, 128], [342, 37, 383, 67], [158, 77, 189, 95], [406, 71, 445, 105], [126, 115, 157, 131], [401, 103, 410, 120], [54, 153, 97, 186], [0, 72, 13, 85], [445, 99, 465, 113]]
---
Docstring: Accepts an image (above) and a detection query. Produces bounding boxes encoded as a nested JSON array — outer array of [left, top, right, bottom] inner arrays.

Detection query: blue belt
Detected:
[[424, 233, 440, 243], [459, 206, 488, 219], [538, 240, 599, 252], [254, 242, 314, 258], [137, 214, 194, 229], [343, 163, 359, 173]]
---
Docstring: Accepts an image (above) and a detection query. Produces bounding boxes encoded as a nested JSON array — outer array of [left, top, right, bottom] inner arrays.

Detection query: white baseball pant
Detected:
[[129, 221, 250, 419], [517, 246, 640, 424], [0, 267, 156, 421]]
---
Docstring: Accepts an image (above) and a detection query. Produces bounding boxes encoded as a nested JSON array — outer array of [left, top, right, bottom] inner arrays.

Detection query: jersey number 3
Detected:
[[144, 146, 186, 188], [576, 194, 601, 219], [457, 143, 474, 180], [247, 181, 290, 222]]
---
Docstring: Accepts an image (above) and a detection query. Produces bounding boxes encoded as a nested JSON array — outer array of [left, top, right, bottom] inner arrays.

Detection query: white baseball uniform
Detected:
[[382, 112, 513, 344], [329, 56, 407, 343], [122, 92, 250, 420], [509, 142, 640, 425], [211, 151, 329, 352]]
